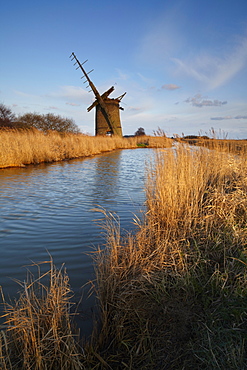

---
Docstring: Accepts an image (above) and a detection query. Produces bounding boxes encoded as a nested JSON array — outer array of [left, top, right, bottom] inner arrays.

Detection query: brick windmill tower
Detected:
[[70, 52, 126, 136]]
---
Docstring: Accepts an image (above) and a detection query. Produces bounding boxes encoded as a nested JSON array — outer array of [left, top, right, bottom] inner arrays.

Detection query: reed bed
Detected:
[[0, 259, 84, 370], [0, 129, 172, 168], [1, 143, 246, 369], [91, 145, 247, 368], [182, 137, 247, 156], [203, 138, 247, 156]]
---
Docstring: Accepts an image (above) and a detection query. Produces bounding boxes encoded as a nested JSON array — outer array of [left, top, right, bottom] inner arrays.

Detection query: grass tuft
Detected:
[[0, 259, 84, 370]]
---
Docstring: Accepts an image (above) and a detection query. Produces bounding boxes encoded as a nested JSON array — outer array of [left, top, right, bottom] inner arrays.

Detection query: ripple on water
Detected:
[[0, 148, 155, 334]]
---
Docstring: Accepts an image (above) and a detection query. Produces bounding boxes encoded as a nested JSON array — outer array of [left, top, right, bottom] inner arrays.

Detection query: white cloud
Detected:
[[128, 106, 143, 112], [47, 106, 58, 110], [185, 94, 227, 108], [235, 115, 247, 119], [138, 4, 247, 91], [211, 115, 247, 120], [173, 36, 247, 90], [66, 102, 81, 106], [137, 73, 155, 85], [13, 86, 91, 106], [49, 86, 91, 104], [115, 69, 129, 81], [14, 90, 37, 98], [211, 116, 232, 121], [162, 84, 181, 90]]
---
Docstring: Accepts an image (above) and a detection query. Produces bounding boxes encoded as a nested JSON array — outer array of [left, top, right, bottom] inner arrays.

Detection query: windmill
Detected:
[[70, 52, 126, 136]]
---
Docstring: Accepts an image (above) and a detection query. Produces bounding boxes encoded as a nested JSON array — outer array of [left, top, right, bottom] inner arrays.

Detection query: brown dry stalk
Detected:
[[1, 141, 246, 369], [0, 129, 172, 168], [91, 145, 247, 368], [0, 259, 84, 370]]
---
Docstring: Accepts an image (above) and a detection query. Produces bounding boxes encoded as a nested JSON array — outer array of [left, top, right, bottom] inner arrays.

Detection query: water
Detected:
[[0, 148, 153, 335]]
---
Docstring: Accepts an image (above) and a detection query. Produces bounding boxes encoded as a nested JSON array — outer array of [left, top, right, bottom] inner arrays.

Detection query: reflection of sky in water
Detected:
[[92, 150, 121, 201], [0, 148, 154, 333], [90, 149, 147, 208]]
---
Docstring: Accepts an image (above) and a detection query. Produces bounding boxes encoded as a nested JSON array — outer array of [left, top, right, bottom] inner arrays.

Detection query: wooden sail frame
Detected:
[[70, 52, 126, 136]]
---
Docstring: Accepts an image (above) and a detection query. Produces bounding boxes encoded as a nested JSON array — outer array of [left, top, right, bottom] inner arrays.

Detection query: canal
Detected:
[[0, 148, 154, 335]]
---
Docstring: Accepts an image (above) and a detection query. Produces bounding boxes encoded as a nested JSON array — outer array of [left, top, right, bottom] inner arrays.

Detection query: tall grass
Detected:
[[1, 143, 246, 368], [182, 136, 247, 156], [0, 129, 172, 168], [91, 145, 247, 368], [203, 138, 247, 156], [0, 259, 84, 370]]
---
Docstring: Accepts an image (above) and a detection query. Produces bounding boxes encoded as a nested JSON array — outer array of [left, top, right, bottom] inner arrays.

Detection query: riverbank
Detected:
[[179, 136, 247, 155], [91, 145, 247, 369], [1, 143, 246, 369], [0, 129, 172, 168]]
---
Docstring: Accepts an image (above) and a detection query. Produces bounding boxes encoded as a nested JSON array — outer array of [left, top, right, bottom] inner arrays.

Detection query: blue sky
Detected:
[[1, 0, 247, 138]]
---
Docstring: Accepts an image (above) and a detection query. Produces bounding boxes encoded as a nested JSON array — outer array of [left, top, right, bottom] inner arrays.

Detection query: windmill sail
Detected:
[[70, 52, 125, 136]]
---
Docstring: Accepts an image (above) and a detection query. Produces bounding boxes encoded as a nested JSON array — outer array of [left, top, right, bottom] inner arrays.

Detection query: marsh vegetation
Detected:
[[0, 129, 172, 168], [89, 143, 247, 369], [1, 139, 246, 369]]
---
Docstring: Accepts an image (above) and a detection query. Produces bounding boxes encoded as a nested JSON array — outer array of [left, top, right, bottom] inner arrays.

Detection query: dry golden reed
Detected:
[[0, 259, 84, 370], [1, 141, 246, 369], [0, 129, 172, 168], [92, 144, 247, 368], [181, 135, 247, 156]]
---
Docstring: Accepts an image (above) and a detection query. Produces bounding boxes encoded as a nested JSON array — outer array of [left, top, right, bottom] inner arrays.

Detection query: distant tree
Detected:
[[183, 135, 198, 139], [0, 103, 16, 127], [17, 113, 42, 130], [134, 127, 146, 136], [18, 113, 81, 134]]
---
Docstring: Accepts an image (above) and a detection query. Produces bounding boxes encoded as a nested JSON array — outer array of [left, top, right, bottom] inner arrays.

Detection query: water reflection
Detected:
[[92, 150, 121, 201], [0, 148, 153, 334]]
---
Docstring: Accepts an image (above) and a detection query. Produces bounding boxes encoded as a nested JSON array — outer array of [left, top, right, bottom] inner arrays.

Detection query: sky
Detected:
[[1, 0, 247, 138]]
